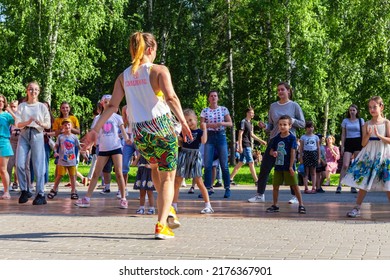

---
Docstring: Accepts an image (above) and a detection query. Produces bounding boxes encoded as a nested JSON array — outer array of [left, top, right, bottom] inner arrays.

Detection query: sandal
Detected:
[[47, 189, 58, 199], [70, 193, 79, 200], [304, 189, 311, 194], [298, 205, 307, 214]]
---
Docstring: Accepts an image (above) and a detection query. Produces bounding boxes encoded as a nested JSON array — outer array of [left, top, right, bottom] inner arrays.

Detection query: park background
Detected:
[[1, 0, 389, 161]]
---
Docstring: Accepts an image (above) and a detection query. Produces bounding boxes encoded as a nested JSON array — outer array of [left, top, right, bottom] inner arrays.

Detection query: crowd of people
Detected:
[[1, 32, 390, 240]]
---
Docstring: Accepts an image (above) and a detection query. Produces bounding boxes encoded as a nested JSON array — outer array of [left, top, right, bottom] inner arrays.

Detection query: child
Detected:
[[47, 119, 80, 199], [267, 115, 306, 214], [343, 96, 390, 218], [134, 155, 155, 215], [299, 121, 320, 194], [324, 135, 340, 186], [315, 134, 327, 193], [173, 109, 214, 214], [75, 94, 130, 209]]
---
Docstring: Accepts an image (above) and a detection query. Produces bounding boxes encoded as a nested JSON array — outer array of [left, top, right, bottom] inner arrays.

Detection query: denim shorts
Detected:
[[239, 147, 254, 163]]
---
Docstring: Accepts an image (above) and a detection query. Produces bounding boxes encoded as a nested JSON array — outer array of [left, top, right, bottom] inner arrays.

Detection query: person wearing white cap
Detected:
[[75, 94, 130, 209]]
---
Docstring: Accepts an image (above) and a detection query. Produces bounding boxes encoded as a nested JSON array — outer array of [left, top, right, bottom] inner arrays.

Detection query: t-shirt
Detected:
[[182, 129, 203, 149], [267, 100, 305, 139], [271, 133, 297, 171], [15, 102, 50, 133], [93, 113, 123, 152], [300, 134, 319, 152], [53, 115, 80, 132], [341, 118, 364, 139], [201, 106, 230, 131], [0, 112, 14, 139], [56, 134, 80, 167], [240, 118, 252, 148]]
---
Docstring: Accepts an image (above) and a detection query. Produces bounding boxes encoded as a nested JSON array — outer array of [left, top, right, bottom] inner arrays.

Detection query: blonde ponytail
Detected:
[[130, 32, 145, 74], [129, 32, 157, 74]]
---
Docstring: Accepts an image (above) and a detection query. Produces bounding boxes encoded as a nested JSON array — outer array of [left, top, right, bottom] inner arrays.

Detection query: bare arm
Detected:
[[340, 127, 346, 153], [82, 74, 125, 149], [251, 132, 267, 146], [299, 139, 304, 163], [200, 122, 207, 144], [374, 120, 390, 145], [152, 65, 192, 141], [317, 139, 321, 164], [361, 123, 370, 147], [290, 148, 296, 176], [237, 130, 244, 153]]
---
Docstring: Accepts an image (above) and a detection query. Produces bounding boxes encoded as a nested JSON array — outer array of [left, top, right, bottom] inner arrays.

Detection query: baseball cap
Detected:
[[62, 118, 72, 125], [101, 94, 112, 102]]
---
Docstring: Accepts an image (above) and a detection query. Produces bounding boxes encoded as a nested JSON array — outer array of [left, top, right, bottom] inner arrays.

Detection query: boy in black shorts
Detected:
[[266, 115, 306, 214]]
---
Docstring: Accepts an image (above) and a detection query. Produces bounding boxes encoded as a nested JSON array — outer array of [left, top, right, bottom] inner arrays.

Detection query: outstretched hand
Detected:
[[81, 130, 98, 152]]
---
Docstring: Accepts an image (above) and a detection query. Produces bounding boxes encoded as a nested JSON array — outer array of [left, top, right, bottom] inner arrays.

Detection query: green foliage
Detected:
[[1, 0, 390, 138]]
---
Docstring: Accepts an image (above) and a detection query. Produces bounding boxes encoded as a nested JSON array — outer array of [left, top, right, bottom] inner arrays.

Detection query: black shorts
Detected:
[[344, 137, 362, 153], [99, 148, 122, 173], [98, 148, 122, 157]]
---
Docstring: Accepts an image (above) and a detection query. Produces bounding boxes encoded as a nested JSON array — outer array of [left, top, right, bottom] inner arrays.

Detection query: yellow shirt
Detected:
[[53, 115, 80, 131]]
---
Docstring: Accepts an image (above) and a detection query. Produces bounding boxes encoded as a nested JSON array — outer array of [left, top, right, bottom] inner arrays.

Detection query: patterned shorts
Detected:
[[134, 131, 178, 171]]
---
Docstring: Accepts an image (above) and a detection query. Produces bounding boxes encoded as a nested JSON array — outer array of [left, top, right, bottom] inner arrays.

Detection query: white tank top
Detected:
[[123, 63, 175, 137]]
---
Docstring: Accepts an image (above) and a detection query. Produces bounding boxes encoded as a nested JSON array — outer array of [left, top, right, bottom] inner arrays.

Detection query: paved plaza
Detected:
[[1, 184, 390, 260]]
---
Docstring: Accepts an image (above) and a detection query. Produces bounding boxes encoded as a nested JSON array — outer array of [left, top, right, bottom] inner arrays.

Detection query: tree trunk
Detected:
[[323, 99, 329, 138], [266, 7, 272, 103], [147, 0, 153, 32], [285, 0, 292, 84], [227, 0, 236, 165], [39, 1, 61, 104]]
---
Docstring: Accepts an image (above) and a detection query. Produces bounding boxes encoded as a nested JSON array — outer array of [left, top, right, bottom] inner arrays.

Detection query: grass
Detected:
[[45, 159, 340, 186]]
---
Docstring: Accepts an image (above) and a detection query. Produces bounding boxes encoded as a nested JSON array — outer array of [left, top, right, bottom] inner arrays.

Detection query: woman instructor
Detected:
[[82, 32, 191, 240]]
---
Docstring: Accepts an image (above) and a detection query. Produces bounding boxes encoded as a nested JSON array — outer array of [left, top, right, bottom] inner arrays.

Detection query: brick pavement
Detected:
[[1, 184, 390, 260]]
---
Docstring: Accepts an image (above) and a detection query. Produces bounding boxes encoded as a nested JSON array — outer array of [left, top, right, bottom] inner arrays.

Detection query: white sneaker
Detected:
[[248, 194, 265, 203], [116, 188, 128, 199], [288, 196, 298, 204], [200, 207, 214, 214]]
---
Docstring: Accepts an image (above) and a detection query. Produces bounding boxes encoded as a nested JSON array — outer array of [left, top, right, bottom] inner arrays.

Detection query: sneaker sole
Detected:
[[167, 217, 181, 229], [155, 234, 175, 240], [74, 204, 90, 208], [248, 200, 264, 203], [347, 213, 360, 218]]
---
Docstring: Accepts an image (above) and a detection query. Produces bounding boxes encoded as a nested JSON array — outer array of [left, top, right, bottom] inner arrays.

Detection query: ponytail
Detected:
[[130, 32, 145, 74], [129, 32, 157, 74]]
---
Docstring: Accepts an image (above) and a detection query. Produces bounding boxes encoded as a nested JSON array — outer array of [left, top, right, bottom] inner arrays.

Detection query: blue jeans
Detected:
[[30, 142, 51, 184], [203, 131, 230, 189], [44, 142, 50, 184], [122, 137, 136, 175], [17, 128, 46, 195]]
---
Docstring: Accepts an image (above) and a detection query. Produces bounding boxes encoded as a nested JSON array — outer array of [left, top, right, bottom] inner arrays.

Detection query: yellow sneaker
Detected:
[[167, 206, 181, 229], [155, 222, 175, 240]]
